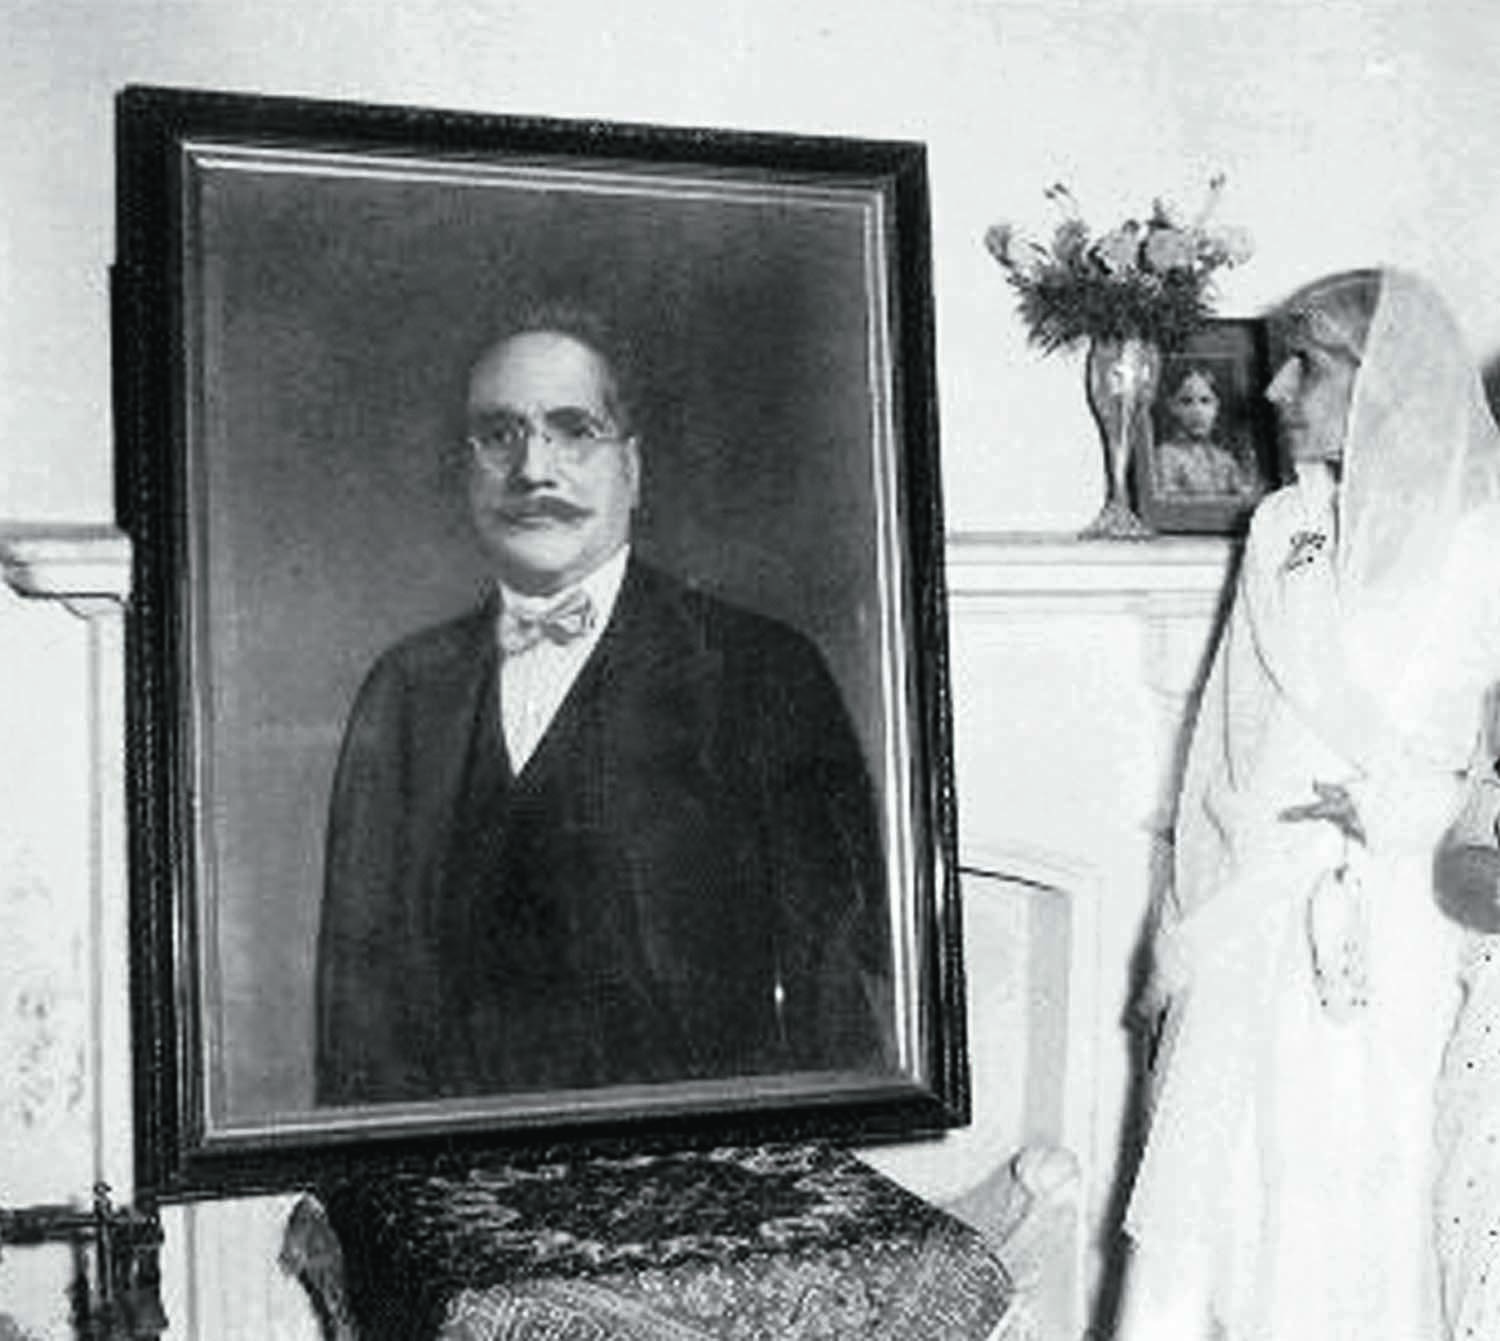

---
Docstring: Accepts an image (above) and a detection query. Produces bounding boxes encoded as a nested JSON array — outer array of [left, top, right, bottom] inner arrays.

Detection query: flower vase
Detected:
[[1080, 335, 1159, 539]]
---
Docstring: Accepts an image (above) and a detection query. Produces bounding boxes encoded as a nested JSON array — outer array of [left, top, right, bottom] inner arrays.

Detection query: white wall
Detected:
[[6, 0, 1500, 531]]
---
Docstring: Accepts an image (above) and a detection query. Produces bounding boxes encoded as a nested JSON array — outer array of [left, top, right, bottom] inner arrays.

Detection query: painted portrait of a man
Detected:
[[133, 118, 956, 1162], [315, 302, 896, 1105]]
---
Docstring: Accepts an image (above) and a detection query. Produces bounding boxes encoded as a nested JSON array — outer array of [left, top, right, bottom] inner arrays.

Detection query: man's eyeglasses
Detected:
[[467, 408, 628, 471]]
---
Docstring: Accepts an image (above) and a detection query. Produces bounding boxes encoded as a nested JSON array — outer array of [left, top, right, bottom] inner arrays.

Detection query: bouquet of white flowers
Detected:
[[985, 177, 1253, 352]]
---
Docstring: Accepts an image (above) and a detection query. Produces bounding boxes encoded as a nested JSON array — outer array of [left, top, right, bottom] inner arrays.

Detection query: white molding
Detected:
[[0, 525, 132, 606], [944, 528, 1232, 722], [944, 531, 1235, 611], [168, 1197, 322, 1341], [960, 842, 1104, 1338], [0, 524, 135, 1208], [90, 611, 134, 1202]]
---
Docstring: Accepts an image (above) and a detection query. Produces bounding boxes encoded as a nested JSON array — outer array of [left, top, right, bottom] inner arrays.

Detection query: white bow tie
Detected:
[[498, 589, 596, 657]]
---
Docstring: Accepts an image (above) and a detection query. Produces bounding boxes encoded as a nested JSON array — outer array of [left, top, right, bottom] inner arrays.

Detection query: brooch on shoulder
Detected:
[[1282, 529, 1327, 574]]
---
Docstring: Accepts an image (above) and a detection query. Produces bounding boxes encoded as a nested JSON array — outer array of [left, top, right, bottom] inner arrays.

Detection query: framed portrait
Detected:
[[114, 86, 966, 1197], [1134, 318, 1281, 535]]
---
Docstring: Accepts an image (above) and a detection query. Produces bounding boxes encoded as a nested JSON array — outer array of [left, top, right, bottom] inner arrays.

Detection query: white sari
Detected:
[[1124, 270, 1500, 1340]]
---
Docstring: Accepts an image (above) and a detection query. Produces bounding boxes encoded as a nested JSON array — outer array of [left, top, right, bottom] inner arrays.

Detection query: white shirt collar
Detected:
[[496, 544, 631, 625]]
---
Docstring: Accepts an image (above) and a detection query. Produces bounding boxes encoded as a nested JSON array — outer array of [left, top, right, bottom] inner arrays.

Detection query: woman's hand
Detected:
[[1278, 780, 1367, 845]]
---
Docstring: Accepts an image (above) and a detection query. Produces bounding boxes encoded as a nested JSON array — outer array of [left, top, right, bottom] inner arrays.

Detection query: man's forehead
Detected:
[[468, 331, 617, 409]]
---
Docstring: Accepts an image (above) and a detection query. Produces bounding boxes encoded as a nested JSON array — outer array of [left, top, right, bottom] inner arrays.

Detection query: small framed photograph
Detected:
[[1135, 318, 1281, 535], [115, 86, 966, 1197]]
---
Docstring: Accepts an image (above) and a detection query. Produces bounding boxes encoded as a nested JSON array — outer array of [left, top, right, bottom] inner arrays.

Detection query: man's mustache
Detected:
[[494, 496, 592, 523]]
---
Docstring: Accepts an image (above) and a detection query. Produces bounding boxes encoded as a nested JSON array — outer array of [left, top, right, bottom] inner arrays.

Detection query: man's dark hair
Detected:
[[485, 299, 643, 435]]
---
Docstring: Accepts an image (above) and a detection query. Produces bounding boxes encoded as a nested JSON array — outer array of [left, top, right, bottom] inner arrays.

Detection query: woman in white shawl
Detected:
[[1115, 268, 1500, 1340]]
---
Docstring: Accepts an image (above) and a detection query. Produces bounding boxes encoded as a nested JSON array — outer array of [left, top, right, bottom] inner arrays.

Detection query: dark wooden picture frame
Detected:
[[114, 86, 966, 1198], [1134, 318, 1280, 535]]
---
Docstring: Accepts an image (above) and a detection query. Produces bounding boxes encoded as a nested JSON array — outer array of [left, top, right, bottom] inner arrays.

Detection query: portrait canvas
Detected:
[[115, 87, 965, 1196], [1135, 319, 1280, 535]]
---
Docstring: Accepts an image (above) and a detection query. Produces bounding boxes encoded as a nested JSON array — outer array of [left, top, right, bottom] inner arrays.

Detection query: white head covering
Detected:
[[1335, 269, 1500, 609]]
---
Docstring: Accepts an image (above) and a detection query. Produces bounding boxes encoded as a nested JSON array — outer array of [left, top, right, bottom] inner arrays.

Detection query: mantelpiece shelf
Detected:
[[945, 531, 1237, 600]]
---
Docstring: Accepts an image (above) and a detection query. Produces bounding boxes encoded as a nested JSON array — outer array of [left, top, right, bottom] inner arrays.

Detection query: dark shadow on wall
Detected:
[[1088, 847, 1169, 1341], [1088, 553, 1242, 1341], [1481, 351, 1500, 431]]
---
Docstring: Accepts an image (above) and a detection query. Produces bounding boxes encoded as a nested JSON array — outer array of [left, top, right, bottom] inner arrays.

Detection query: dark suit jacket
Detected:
[[315, 560, 893, 1105]]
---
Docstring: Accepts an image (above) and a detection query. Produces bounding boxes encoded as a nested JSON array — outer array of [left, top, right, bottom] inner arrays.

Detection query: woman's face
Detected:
[[1167, 372, 1219, 442], [1265, 335, 1359, 465]]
